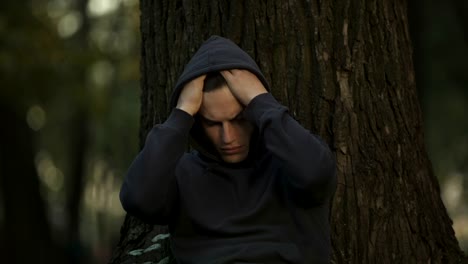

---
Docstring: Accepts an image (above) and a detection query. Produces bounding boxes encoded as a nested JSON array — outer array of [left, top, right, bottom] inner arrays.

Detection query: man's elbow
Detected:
[[312, 151, 336, 195], [119, 184, 170, 225], [297, 152, 337, 204], [119, 185, 137, 215]]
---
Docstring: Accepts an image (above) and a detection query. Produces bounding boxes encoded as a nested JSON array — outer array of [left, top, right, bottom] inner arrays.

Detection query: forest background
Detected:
[[0, 0, 467, 263]]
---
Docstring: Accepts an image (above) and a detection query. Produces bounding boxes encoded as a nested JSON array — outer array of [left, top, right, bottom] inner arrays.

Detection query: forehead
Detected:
[[199, 85, 243, 121]]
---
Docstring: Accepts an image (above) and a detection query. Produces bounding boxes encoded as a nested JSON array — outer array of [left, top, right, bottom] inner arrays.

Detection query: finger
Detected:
[[230, 69, 241, 74], [188, 75, 206, 90], [193, 74, 206, 83], [220, 70, 233, 80]]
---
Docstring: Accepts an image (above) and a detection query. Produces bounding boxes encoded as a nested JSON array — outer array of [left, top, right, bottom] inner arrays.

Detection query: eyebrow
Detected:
[[199, 112, 244, 123]]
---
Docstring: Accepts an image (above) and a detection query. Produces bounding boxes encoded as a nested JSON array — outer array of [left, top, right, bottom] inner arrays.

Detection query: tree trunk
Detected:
[[111, 0, 467, 263], [65, 0, 90, 262], [451, 0, 468, 46]]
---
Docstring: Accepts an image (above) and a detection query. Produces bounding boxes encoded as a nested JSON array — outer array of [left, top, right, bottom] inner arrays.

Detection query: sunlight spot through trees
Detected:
[[27, 104, 46, 131], [57, 11, 82, 38]]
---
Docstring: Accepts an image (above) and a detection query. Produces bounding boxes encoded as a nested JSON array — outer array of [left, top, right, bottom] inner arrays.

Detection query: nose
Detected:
[[221, 122, 235, 144]]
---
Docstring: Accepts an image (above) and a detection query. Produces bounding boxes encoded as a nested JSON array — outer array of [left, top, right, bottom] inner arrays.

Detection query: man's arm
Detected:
[[120, 75, 205, 224], [120, 109, 193, 224], [222, 70, 336, 205]]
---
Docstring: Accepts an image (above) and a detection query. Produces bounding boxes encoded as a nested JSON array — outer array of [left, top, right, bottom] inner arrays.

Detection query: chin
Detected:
[[221, 153, 249, 164]]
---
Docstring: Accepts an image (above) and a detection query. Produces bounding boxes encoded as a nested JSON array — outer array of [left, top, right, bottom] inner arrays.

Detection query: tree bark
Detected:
[[111, 0, 467, 263]]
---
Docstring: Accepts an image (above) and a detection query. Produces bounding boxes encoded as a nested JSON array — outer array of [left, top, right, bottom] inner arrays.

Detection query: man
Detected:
[[120, 36, 337, 263]]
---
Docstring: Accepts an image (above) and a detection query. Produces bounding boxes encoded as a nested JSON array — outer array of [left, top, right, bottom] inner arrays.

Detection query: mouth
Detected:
[[220, 146, 244, 155]]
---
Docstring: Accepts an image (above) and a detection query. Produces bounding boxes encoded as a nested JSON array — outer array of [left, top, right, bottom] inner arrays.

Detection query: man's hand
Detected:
[[221, 69, 268, 106], [176, 75, 206, 116]]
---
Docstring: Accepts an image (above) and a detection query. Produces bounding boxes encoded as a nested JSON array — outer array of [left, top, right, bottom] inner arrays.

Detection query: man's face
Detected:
[[198, 84, 253, 163]]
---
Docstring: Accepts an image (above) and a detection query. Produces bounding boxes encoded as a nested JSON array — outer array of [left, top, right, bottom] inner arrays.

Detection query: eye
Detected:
[[232, 113, 246, 122], [204, 120, 221, 127]]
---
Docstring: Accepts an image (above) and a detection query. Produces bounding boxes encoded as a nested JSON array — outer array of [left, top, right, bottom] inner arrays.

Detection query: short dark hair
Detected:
[[203, 72, 227, 92]]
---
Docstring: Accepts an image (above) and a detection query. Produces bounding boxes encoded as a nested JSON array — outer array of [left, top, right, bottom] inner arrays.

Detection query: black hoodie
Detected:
[[120, 36, 337, 264]]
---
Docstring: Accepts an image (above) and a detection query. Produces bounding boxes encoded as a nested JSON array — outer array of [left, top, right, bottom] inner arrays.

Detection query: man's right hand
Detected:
[[176, 75, 206, 116]]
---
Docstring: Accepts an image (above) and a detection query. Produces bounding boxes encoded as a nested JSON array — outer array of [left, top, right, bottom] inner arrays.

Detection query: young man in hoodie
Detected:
[[120, 36, 337, 264]]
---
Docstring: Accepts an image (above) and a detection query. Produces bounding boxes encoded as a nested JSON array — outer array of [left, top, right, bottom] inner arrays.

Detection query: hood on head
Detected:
[[170, 35, 270, 108], [170, 35, 268, 164]]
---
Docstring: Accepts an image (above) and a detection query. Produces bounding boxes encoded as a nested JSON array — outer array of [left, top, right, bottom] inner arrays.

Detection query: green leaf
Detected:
[[127, 249, 144, 256], [157, 257, 170, 264], [143, 243, 161, 252], [151, 233, 170, 243]]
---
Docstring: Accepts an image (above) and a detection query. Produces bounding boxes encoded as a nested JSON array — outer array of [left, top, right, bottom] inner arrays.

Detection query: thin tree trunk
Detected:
[[451, 0, 468, 46], [66, 109, 88, 263], [112, 0, 467, 263], [66, 1, 90, 262]]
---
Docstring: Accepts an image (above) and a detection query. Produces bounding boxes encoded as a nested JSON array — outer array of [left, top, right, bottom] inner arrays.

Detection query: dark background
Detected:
[[0, 0, 466, 263]]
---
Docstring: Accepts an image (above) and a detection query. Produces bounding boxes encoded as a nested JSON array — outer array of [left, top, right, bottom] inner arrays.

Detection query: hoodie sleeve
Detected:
[[244, 93, 337, 205], [119, 108, 194, 224]]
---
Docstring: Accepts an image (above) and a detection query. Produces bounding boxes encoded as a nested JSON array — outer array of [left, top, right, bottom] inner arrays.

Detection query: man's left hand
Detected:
[[221, 69, 268, 106]]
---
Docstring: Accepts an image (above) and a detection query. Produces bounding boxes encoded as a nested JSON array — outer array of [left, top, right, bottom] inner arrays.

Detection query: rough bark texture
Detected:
[[111, 0, 467, 263]]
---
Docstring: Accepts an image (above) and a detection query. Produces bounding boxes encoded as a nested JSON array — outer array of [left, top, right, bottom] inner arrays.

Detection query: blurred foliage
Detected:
[[0, 0, 467, 262], [1, 0, 140, 262]]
